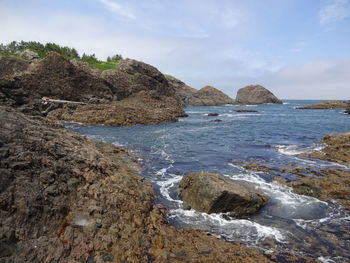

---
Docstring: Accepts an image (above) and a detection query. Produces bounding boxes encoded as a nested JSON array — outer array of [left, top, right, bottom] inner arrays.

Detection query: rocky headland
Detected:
[[0, 52, 185, 126], [166, 75, 235, 106], [296, 100, 349, 110], [235, 85, 283, 105]]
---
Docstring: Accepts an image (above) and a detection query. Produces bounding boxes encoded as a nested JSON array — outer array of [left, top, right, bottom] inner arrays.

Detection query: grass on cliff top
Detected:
[[83, 60, 119, 71]]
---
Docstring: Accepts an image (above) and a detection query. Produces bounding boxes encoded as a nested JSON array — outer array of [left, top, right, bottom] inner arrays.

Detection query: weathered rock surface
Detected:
[[235, 85, 282, 105], [0, 53, 185, 126], [0, 56, 31, 79], [302, 132, 350, 166], [0, 106, 272, 263], [179, 172, 269, 217], [48, 90, 185, 126], [297, 100, 349, 109]]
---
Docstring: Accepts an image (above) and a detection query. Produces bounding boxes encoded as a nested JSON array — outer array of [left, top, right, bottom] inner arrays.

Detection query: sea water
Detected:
[[66, 100, 350, 262]]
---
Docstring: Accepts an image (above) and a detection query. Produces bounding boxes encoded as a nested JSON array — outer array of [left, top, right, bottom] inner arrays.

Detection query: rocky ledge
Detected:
[[296, 100, 349, 110], [0, 106, 273, 263], [235, 85, 282, 105], [179, 172, 269, 217]]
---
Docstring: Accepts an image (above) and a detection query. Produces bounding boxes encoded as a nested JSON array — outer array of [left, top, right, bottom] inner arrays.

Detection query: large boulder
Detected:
[[179, 172, 269, 217], [235, 85, 282, 105]]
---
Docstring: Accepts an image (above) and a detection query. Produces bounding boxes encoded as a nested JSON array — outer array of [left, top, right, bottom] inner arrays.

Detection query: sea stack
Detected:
[[235, 85, 282, 105]]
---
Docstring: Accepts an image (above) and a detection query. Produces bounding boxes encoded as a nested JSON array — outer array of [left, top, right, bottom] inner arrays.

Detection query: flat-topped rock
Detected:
[[235, 85, 282, 105], [179, 172, 269, 217], [297, 100, 349, 109]]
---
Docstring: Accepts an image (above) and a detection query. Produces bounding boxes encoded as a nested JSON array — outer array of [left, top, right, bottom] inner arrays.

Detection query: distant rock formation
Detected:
[[179, 172, 268, 217], [167, 75, 235, 106], [235, 85, 282, 105], [297, 100, 349, 109]]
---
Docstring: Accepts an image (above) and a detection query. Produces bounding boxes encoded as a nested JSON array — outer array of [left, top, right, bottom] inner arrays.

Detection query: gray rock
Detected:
[[179, 172, 269, 217], [235, 85, 282, 105], [16, 49, 39, 60]]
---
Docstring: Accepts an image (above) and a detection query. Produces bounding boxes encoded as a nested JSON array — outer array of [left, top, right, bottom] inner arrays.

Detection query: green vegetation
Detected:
[[0, 40, 123, 71]]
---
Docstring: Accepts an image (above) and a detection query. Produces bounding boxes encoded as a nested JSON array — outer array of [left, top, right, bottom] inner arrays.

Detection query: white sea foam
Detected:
[[157, 175, 182, 204], [168, 208, 287, 243], [276, 145, 305, 156], [317, 256, 337, 263]]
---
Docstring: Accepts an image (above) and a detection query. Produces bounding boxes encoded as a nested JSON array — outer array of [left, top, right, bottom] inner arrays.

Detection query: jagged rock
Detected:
[[179, 172, 269, 217], [235, 85, 282, 105], [297, 100, 349, 109], [0, 106, 272, 263], [70, 59, 102, 76]]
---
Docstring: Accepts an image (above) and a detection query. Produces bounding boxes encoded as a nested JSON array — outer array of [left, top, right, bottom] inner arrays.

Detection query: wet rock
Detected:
[[235, 85, 282, 105], [302, 132, 350, 165], [179, 172, 269, 217], [212, 119, 222, 122], [297, 100, 349, 109], [207, 113, 219, 116]]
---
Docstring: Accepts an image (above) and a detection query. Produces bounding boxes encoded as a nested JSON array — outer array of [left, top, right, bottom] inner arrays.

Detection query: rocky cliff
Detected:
[[0, 106, 273, 263], [0, 53, 185, 125], [235, 85, 282, 105]]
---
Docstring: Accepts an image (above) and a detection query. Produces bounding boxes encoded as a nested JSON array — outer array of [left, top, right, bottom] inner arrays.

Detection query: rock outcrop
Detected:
[[297, 100, 349, 109], [0, 56, 31, 79], [0, 106, 273, 263], [179, 172, 269, 217], [302, 132, 350, 166], [0, 53, 185, 126], [235, 85, 282, 105]]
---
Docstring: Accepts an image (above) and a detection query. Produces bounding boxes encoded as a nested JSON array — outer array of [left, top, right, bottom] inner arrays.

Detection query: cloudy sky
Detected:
[[1, 0, 349, 99]]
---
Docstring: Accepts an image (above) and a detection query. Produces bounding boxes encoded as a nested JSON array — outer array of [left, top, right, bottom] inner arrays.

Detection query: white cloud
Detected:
[[264, 59, 350, 99], [99, 0, 136, 20], [319, 0, 350, 24]]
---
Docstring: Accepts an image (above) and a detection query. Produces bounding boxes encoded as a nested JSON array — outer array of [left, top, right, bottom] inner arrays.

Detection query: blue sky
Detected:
[[1, 0, 349, 99]]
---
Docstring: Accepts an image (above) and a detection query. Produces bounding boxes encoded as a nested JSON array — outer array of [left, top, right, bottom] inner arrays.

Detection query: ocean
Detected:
[[66, 100, 350, 262]]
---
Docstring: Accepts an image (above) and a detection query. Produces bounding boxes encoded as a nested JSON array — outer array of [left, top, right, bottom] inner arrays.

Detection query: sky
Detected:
[[0, 0, 349, 99]]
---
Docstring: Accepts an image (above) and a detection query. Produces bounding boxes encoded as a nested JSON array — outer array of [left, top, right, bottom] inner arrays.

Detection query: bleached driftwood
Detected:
[[42, 97, 87, 105]]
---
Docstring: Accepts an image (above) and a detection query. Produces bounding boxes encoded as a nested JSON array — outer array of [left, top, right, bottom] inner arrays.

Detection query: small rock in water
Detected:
[[212, 119, 222, 122], [207, 113, 219, 116]]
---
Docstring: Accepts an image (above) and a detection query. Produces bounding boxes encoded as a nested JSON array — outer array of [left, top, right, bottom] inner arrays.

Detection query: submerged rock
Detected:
[[235, 85, 282, 105], [234, 109, 258, 113], [179, 172, 269, 217], [207, 113, 219, 116]]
